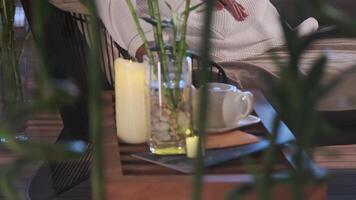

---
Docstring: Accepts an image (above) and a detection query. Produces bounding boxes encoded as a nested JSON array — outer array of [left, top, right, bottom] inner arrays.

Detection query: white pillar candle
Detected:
[[186, 136, 203, 158], [115, 58, 149, 143]]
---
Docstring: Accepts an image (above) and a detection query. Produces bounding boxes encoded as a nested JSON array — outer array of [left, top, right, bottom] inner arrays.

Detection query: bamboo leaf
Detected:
[[164, 1, 172, 11], [125, 0, 154, 61], [189, 2, 205, 12], [162, 19, 173, 28], [319, 4, 356, 35], [149, 44, 172, 52], [141, 17, 173, 29], [298, 28, 333, 55], [140, 16, 158, 26], [0, 173, 18, 200], [303, 54, 327, 93], [181, 2, 205, 17], [280, 19, 299, 67]]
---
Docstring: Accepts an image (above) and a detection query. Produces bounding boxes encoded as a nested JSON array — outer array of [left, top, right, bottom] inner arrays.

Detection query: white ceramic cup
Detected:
[[193, 83, 254, 128]]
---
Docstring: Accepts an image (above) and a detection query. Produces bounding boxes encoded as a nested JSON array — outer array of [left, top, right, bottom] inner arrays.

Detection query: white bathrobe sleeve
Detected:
[[95, 0, 149, 56], [96, 0, 189, 57], [81, 0, 319, 62]]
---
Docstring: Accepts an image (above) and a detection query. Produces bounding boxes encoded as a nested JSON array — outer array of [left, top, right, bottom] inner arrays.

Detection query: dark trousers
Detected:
[[21, 1, 96, 142]]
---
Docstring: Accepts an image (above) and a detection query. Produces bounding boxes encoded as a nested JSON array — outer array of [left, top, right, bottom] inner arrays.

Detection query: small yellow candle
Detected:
[[186, 136, 203, 158], [115, 58, 149, 144]]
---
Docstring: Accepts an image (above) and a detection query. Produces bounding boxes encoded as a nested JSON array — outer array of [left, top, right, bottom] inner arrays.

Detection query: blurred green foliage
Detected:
[[0, 0, 356, 200], [1, 0, 23, 113], [1, 1, 85, 199], [224, 0, 356, 199]]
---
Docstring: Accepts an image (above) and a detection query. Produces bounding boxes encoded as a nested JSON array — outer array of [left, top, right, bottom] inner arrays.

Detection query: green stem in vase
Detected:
[[151, 0, 177, 109], [125, 0, 154, 63], [148, 0, 174, 109], [127, 0, 177, 109], [147, 1, 159, 47], [175, 0, 191, 81], [151, 0, 168, 68], [173, 0, 191, 106], [171, 14, 178, 62]]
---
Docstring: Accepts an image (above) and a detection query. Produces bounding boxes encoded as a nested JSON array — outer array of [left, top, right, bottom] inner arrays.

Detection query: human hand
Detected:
[[135, 45, 147, 62], [215, 0, 248, 21]]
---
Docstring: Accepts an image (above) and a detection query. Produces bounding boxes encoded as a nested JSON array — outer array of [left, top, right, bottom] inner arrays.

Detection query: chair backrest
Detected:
[[66, 12, 131, 89]]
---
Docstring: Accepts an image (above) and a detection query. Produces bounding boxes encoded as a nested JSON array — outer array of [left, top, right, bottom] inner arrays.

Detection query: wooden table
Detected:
[[101, 91, 326, 200], [4, 91, 356, 199]]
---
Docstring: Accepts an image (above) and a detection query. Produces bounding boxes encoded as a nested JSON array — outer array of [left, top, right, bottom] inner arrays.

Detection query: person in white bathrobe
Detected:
[[49, 0, 319, 62]]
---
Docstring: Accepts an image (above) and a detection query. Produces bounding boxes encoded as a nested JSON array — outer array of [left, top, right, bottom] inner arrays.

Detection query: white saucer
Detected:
[[206, 115, 261, 133]]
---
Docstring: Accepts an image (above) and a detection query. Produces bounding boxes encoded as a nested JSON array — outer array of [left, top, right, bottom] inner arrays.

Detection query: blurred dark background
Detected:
[[272, 0, 356, 26]]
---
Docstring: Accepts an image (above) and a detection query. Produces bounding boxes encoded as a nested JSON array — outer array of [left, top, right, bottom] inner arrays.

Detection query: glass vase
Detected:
[[147, 55, 192, 155]]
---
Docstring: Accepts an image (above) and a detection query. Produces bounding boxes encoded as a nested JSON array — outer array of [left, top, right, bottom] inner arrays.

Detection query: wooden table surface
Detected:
[[100, 91, 327, 200], [0, 100, 355, 199], [101, 87, 355, 199]]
